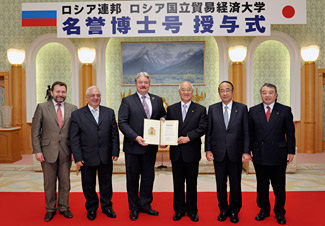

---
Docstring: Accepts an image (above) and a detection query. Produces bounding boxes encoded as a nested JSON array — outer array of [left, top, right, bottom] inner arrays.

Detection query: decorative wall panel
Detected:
[[253, 40, 290, 106], [36, 42, 72, 104]]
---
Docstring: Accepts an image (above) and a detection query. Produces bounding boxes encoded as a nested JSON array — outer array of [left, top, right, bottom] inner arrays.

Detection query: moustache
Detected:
[[140, 86, 147, 89]]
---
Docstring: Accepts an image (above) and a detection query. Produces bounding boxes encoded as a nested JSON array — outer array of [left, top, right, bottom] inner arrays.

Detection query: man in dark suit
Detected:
[[32, 81, 77, 221], [205, 81, 250, 223], [70, 86, 120, 221], [249, 83, 295, 225], [166, 81, 207, 222], [118, 72, 166, 221]]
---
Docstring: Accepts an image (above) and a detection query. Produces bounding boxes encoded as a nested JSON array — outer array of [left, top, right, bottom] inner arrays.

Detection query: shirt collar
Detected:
[[137, 92, 150, 99], [52, 99, 64, 107], [263, 102, 275, 111], [88, 104, 99, 112], [222, 100, 233, 110], [181, 101, 191, 108]]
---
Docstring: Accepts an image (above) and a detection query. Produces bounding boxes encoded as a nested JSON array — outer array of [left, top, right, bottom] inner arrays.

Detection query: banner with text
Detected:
[[22, 0, 306, 38]]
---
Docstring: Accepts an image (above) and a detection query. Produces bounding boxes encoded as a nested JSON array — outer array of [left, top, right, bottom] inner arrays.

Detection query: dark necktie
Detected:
[[142, 95, 150, 118], [266, 106, 271, 122]]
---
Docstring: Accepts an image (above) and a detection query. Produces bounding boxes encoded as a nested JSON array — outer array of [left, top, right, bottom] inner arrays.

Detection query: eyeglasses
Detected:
[[88, 94, 101, 98]]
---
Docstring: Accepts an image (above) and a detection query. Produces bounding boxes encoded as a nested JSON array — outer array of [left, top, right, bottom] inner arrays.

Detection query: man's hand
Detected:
[[112, 156, 118, 161], [206, 152, 214, 161], [135, 136, 148, 146], [177, 136, 190, 144], [76, 160, 84, 167], [35, 153, 45, 162], [287, 154, 294, 164], [242, 153, 251, 162]]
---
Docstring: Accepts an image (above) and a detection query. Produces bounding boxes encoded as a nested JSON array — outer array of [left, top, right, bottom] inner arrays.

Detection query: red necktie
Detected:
[[266, 106, 271, 122], [57, 104, 63, 128]]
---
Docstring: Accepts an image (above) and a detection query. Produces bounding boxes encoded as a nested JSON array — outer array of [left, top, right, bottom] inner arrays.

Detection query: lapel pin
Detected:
[[192, 110, 194, 112], [235, 109, 238, 112], [152, 97, 155, 100], [277, 112, 279, 115]]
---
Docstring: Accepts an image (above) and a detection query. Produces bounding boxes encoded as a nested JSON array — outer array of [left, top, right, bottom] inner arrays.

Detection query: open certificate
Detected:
[[143, 119, 178, 145]]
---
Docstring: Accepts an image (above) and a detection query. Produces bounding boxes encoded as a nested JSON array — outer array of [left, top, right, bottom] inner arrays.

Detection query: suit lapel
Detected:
[[62, 103, 70, 129], [148, 93, 156, 119], [256, 103, 267, 135], [133, 93, 148, 118], [182, 102, 195, 128], [216, 102, 227, 130], [98, 106, 107, 126], [174, 102, 183, 125], [264, 103, 280, 136], [227, 102, 239, 129], [47, 101, 60, 128], [83, 105, 98, 126]]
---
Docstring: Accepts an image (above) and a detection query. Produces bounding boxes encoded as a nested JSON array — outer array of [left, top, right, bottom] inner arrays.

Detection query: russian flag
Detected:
[[22, 10, 57, 27], [22, 3, 58, 27]]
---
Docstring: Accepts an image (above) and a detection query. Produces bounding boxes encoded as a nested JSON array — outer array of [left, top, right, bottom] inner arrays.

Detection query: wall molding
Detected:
[[214, 37, 228, 83], [96, 38, 110, 105], [25, 33, 78, 122], [247, 30, 301, 120]]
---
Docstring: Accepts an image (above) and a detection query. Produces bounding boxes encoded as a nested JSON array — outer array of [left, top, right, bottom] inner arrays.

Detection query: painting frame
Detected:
[[121, 41, 205, 86]]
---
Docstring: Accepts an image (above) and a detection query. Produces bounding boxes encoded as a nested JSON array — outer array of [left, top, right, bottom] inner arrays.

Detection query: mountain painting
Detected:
[[121, 42, 205, 85]]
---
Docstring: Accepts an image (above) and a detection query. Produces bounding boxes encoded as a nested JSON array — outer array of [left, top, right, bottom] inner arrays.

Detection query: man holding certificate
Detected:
[[118, 72, 166, 221], [165, 81, 207, 222]]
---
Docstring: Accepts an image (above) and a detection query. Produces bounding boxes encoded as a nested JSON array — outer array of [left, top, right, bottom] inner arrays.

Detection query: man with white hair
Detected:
[[70, 86, 120, 221]]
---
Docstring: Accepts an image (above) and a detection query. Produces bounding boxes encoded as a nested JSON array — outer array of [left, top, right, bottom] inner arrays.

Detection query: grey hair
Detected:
[[135, 72, 150, 83], [86, 86, 100, 96], [260, 83, 277, 94], [178, 81, 194, 90]]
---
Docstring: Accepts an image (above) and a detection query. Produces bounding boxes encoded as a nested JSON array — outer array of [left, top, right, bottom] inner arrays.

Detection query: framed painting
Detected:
[[121, 42, 205, 86]]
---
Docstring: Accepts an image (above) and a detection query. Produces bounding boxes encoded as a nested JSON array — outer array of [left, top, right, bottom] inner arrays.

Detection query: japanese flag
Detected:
[[268, 0, 306, 24]]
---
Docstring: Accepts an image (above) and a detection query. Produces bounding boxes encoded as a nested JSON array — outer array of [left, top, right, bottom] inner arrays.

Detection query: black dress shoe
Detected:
[[230, 212, 239, 223], [173, 212, 185, 221], [102, 208, 116, 218], [139, 208, 159, 216], [255, 212, 270, 221], [276, 215, 286, 225], [44, 211, 56, 222], [87, 211, 96, 220], [130, 211, 138, 221], [59, 210, 73, 218], [218, 211, 228, 221], [188, 213, 199, 222]]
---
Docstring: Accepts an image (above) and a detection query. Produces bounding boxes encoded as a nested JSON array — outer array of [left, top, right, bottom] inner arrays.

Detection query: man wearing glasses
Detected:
[[70, 86, 120, 221]]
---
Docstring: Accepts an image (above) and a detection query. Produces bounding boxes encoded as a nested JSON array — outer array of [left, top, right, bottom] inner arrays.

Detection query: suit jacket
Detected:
[[70, 105, 120, 166], [31, 101, 78, 163], [167, 102, 207, 162], [249, 102, 295, 166], [205, 101, 249, 163], [118, 93, 166, 154]]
